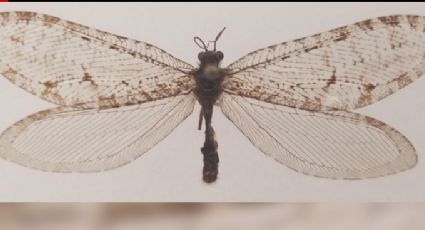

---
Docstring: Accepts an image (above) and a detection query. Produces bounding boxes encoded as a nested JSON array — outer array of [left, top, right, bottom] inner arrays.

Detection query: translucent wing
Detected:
[[0, 11, 195, 109], [0, 93, 195, 172], [224, 15, 425, 111], [219, 93, 416, 179]]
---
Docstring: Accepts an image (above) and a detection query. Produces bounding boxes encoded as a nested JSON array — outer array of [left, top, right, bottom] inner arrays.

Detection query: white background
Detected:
[[1, 2, 425, 201]]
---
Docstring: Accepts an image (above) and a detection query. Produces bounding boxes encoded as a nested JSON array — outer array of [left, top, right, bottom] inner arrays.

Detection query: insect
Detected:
[[0, 12, 423, 183]]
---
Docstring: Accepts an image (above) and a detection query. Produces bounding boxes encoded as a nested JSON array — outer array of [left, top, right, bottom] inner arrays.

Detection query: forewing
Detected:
[[0, 93, 195, 172], [225, 15, 425, 111], [0, 11, 195, 109], [219, 93, 416, 179]]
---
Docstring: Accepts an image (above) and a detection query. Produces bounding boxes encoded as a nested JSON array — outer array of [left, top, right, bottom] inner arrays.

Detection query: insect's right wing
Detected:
[[224, 15, 425, 111], [0, 93, 195, 172], [0, 11, 195, 109], [219, 93, 416, 179]]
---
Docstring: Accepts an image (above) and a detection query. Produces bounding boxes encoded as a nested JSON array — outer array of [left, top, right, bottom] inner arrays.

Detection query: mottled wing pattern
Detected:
[[219, 94, 416, 179], [0, 93, 196, 172], [224, 15, 425, 111], [0, 11, 195, 109]]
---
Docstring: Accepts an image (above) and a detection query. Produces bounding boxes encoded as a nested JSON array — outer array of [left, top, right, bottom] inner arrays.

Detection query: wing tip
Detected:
[[276, 151, 418, 181]]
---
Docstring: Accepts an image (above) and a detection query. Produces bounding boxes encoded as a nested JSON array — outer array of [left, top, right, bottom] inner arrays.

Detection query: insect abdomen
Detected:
[[201, 129, 219, 183]]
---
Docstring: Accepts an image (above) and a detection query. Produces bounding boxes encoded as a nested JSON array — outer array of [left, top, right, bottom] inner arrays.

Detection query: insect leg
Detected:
[[201, 105, 219, 183], [198, 107, 204, 130]]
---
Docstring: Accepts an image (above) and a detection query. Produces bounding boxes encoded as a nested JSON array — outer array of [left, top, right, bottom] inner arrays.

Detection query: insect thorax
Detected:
[[194, 60, 225, 107]]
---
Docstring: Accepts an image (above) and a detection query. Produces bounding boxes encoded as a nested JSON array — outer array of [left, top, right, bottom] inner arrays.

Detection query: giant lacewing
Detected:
[[0, 12, 422, 183]]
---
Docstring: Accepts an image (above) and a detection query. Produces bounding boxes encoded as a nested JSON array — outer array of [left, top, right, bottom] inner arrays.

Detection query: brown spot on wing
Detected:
[[357, 83, 376, 107], [41, 81, 65, 105], [155, 83, 172, 96], [116, 35, 129, 40], [338, 26, 351, 37], [379, 15, 400, 26], [407, 15, 419, 29], [141, 91, 153, 101], [365, 83, 376, 92], [395, 72, 413, 88], [327, 70, 337, 86], [304, 45, 319, 53], [10, 35, 24, 44], [42, 14, 60, 24], [301, 96, 322, 111], [79, 65, 98, 89], [281, 55, 290, 61], [358, 20, 374, 31], [323, 69, 337, 93], [43, 81, 58, 89], [109, 45, 119, 50], [15, 12, 36, 20], [129, 51, 137, 58], [81, 72, 97, 89], [82, 73, 92, 82], [334, 36, 348, 42], [1, 67, 18, 79], [98, 95, 120, 109]]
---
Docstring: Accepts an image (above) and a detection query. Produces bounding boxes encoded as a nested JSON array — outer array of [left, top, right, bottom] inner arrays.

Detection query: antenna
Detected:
[[194, 27, 226, 51], [194, 37, 208, 51], [213, 27, 226, 51]]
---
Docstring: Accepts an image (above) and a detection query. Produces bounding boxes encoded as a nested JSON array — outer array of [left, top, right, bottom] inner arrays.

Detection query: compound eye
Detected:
[[216, 51, 224, 60], [198, 52, 205, 61]]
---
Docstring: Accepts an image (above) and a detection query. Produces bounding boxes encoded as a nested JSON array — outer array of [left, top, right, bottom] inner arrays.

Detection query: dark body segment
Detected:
[[193, 50, 226, 183]]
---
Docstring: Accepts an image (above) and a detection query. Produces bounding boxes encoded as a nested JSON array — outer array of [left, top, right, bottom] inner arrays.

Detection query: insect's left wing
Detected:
[[0, 11, 195, 109], [219, 93, 416, 179], [0, 93, 195, 172], [224, 15, 425, 111]]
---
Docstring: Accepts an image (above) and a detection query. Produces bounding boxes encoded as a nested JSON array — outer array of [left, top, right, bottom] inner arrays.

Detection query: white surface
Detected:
[[0, 2, 425, 201]]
